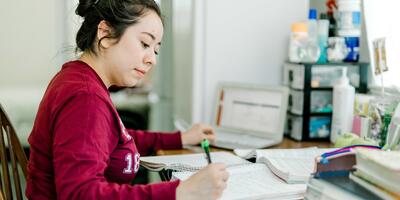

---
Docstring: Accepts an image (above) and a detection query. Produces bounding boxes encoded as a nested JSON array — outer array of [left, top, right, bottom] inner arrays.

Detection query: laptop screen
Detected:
[[213, 83, 289, 138]]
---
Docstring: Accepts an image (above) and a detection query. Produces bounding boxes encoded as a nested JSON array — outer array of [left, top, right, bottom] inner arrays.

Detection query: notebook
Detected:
[[141, 148, 335, 199], [305, 176, 383, 200], [354, 148, 400, 195], [140, 152, 251, 172], [234, 147, 335, 183], [349, 173, 400, 200], [172, 163, 307, 200], [211, 82, 289, 149]]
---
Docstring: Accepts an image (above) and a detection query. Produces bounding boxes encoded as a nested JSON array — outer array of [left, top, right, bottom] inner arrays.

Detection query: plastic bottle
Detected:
[[307, 9, 318, 43], [301, 9, 320, 63], [317, 13, 329, 63], [331, 68, 355, 143], [338, 29, 360, 62], [337, 0, 361, 62], [337, 0, 361, 31], [288, 22, 308, 63]]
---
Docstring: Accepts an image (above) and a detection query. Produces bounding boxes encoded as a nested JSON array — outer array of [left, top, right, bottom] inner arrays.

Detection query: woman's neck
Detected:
[[79, 52, 111, 88]]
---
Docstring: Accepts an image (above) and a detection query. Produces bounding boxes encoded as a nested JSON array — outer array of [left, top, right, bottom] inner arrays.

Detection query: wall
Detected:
[[0, 0, 79, 88], [182, 0, 309, 124], [153, 1, 312, 130], [0, 1, 59, 88], [0, 1, 78, 145], [363, 0, 400, 87]]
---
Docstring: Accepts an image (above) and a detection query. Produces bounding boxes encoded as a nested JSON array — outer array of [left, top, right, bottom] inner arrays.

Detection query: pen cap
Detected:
[[201, 139, 210, 148]]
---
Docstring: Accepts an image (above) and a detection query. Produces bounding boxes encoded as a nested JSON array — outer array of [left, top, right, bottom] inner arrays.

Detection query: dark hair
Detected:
[[75, 0, 162, 54]]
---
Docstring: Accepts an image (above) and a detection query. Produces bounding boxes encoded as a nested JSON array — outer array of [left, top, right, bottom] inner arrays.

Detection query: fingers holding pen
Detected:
[[204, 163, 229, 198], [176, 163, 229, 200], [199, 124, 216, 144]]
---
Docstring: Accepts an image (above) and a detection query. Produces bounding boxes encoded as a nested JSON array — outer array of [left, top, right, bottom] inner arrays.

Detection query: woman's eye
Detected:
[[141, 42, 149, 48]]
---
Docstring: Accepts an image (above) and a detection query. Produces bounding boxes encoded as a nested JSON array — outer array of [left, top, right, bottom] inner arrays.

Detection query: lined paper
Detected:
[[172, 164, 307, 200], [140, 151, 251, 171]]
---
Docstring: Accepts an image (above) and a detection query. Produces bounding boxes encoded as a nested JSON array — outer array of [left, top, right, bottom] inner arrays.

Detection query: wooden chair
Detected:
[[0, 104, 28, 200]]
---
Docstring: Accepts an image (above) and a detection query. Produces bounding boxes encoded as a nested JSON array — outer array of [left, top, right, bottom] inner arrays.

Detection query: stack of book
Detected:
[[305, 148, 400, 200], [350, 148, 400, 200], [305, 176, 383, 200]]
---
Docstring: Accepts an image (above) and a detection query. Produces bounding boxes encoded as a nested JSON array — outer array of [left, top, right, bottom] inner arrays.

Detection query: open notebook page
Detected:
[[140, 152, 251, 171], [256, 148, 335, 183], [234, 147, 333, 160], [172, 163, 307, 200], [255, 148, 333, 160]]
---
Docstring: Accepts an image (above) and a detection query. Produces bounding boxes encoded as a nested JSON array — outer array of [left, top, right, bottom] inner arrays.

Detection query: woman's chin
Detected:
[[127, 79, 139, 87]]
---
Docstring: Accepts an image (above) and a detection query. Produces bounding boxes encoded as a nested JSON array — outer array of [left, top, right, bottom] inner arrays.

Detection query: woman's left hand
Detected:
[[181, 123, 216, 146]]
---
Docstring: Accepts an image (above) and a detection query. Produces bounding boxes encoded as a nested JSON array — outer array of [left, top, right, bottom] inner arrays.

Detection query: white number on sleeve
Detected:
[[123, 153, 140, 174], [123, 153, 133, 174], [134, 153, 140, 173]]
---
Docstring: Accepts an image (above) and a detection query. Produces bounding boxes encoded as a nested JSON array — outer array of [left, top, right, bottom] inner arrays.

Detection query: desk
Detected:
[[156, 137, 332, 156]]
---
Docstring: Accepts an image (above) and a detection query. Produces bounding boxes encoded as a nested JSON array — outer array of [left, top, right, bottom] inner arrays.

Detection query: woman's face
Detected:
[[103, 10, 163, 87]]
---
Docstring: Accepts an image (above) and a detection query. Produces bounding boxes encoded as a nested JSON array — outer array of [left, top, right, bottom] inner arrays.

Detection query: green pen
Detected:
[[201, 139, 212, 164]]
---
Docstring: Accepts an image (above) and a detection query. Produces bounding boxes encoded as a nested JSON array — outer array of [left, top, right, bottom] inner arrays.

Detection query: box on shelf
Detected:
[[283, 63, 368, 92], [283, 62, 369, 141], [287, 114, 331, 141], [289, 89, 332, 115]]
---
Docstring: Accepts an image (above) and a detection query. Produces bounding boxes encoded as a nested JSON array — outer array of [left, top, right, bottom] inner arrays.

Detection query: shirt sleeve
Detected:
[[126, 129, 183, 156], [52, 93, 180, 200]]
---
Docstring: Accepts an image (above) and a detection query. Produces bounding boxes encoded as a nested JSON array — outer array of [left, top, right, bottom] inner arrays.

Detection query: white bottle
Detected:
[[331, 68, 355, 143], [337, 0, 361, 31], [302, 9, 320, 63], [288, 22, 308, 63], [307, 9, 318, 43], [317, 19, 329, 63]]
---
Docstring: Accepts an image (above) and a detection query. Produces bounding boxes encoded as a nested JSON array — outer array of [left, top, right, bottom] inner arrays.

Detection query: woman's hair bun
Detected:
[[75, 0, 97, 17]]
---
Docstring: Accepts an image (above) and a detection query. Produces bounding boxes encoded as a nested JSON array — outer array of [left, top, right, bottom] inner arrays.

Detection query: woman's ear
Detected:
[[97, 20, 113, 49]]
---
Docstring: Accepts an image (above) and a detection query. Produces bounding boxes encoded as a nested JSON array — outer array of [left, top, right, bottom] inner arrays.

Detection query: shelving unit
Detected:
[[283, 62, 369, 141]]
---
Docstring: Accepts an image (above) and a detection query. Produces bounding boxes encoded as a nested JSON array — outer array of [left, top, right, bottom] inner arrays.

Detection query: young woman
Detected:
[[26, 0, 229, 199]]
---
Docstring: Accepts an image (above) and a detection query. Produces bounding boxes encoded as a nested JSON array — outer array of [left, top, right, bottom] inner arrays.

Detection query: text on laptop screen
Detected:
[[215, 87, 283, 134]]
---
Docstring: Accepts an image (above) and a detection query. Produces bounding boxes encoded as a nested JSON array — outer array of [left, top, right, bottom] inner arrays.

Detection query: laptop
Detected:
[[211, 82, 289, 149]]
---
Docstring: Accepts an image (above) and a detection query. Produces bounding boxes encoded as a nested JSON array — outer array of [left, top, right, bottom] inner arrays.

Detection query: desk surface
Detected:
[[156, 137, 332, 156]]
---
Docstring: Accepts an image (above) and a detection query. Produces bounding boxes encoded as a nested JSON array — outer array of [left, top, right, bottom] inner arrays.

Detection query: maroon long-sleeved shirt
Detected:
[[26, 60, 182, 199]]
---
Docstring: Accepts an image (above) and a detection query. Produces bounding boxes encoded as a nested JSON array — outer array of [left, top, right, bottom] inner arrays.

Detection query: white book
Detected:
[[305, 177, 366, 200], [349, 173, 398, 200], [354, 148, 400, 195], [234, 147, 335, 183], [172, 163, 307, 200]]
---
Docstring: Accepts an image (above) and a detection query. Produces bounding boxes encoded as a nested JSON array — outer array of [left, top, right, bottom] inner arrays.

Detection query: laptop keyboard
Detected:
[[214, 131, 277, 149]]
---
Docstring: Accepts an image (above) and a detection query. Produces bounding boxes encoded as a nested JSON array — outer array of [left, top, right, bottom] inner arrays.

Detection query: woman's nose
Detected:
[[144, 51, 156, 67]]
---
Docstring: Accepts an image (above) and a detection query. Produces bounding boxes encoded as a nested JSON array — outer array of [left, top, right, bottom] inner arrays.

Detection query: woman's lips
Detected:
[[134, 68, 146, 77]]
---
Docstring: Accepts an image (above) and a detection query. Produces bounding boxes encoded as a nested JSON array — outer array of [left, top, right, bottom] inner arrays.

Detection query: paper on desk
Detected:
[[234, 147, 335, 183], [172, 163, 307, 200], [140, 151, 251, 171]]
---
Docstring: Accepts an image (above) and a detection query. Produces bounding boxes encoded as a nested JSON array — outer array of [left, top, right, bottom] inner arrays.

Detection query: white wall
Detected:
[[0, 1, 78, 145], [0, 0, 79, 88], [170, 0, 309, 125], [0, 1, 59, 88], [363, 0, 400, 87], [310, 0, 326, 13]]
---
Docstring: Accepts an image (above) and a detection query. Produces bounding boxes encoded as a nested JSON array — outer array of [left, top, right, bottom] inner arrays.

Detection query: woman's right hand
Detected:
[[176, 163, 229, 200]]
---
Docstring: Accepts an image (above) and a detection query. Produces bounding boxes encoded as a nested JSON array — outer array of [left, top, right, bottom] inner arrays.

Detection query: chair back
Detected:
[[0, 104, 28, 200]]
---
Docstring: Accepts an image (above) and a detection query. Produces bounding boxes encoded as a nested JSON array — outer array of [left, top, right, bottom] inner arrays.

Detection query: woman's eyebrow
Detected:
[[141, 32, 161, 45]]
